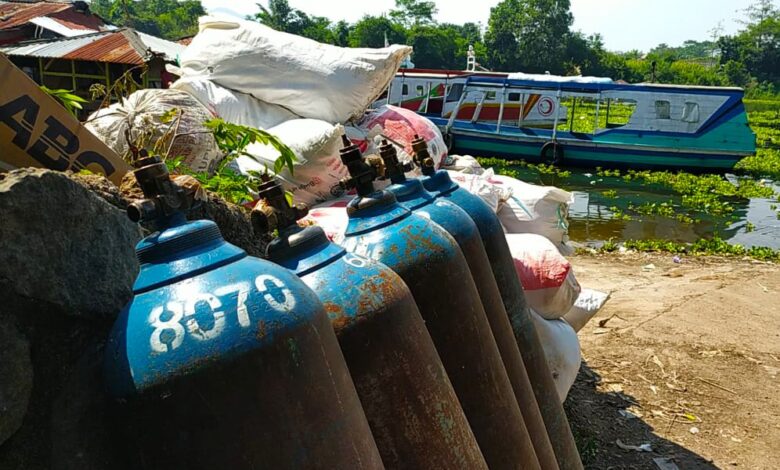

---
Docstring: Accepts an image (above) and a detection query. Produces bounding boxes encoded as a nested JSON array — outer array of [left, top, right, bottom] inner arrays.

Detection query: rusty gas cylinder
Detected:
[[338, 136, 541, 470], [253, 178, 487, 469], [415, 136, 584, 470], [379, 138, 557, 469]]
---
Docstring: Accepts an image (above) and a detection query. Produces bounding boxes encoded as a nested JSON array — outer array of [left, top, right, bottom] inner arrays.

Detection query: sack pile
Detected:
[[442, 156, 610, 401]]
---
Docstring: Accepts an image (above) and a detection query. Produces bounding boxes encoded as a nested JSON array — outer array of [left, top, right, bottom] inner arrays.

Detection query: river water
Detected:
[[506, 168, 780, 249]]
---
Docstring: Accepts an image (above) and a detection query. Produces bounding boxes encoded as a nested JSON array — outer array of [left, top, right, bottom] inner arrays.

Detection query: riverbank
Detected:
[[564, 252, 780, 468]]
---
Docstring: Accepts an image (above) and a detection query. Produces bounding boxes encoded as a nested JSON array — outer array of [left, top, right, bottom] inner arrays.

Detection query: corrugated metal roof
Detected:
[[136, 31, 183, 61], [48, 7, 105, 31], [0, 2, 70, 30], [0, 28, 184, 64], [63, 29, 144, 64], [29, 15, 94, 37], [0, 30, 104, 58]]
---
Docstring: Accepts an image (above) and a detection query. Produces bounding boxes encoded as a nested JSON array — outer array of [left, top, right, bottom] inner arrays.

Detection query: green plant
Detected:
[[164, 119, 297, 205], [204, 119, 296, 177], [601, 189, 618, 198], [603, 237, 780, 262], [601, 238, 618, 252], [40, 86, 88, 116]]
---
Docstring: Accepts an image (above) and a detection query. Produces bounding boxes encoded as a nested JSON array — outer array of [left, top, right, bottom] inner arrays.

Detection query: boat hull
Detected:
[[428, 118, 750, 172], [450, 132, 743, 171]]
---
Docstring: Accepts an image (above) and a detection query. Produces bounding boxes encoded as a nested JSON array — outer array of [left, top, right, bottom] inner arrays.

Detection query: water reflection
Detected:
[[505, 168, 779, 249]]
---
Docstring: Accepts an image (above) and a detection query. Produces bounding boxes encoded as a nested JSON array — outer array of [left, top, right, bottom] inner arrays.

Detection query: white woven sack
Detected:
[[178, 16, 412, 123], [530, 311, 581, 402], [85, 89, 221, 174], [170, 77, 297, 130]]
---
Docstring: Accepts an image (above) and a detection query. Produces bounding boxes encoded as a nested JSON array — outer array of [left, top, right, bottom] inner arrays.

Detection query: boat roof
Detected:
[[465, 75, 745, 95]]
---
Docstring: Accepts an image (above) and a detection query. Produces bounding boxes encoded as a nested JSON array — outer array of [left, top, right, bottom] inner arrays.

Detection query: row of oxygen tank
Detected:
[[102, 135, 585, 470]]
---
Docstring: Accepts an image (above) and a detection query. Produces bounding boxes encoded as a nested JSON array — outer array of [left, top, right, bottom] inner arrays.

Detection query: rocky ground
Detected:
[[564, 252, 780, 469]]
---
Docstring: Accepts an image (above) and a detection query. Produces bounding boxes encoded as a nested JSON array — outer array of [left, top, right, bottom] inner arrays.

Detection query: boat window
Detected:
[[681, 102, 700, 123], [606, 99, 637, 128], [558, 96, 599, 134], [402, 84, 409, 96], [416, 85, 425, 97], [655, 100, 671, 119], [446, 83, 464, 102], [508, 93, 521, 102], [485, 91, 497, 100]]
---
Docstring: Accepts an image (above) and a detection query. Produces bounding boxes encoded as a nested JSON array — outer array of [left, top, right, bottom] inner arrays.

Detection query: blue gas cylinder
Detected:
[[414, 138, 584, 470], [103, 157, 384, 470], [379, 140, 558, 469], [253, 179, 486, 469], [337, 137, 540, 470]]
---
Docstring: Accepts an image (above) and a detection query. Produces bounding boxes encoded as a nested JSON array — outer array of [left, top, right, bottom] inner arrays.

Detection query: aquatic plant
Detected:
[[587, 237, 780, 262]]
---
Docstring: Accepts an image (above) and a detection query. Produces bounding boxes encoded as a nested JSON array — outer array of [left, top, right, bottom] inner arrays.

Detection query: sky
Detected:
[[200, 0, 780, 52]]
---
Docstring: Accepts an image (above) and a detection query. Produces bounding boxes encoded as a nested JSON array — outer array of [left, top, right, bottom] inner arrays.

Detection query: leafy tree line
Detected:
[[254, 0, 779, 95], [89, 0, 780, 96], [90, 0, 205, 39]]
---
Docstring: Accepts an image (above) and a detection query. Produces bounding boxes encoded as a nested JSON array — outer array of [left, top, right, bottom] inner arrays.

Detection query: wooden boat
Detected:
[[379, 70, 756, 171]]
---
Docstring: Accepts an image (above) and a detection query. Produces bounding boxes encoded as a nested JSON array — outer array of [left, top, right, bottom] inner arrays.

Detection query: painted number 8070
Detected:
[[149, 274, 296, 353]]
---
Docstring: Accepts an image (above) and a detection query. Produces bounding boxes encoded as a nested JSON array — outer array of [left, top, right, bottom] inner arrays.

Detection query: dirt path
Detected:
[[563, 252, 780, 469]]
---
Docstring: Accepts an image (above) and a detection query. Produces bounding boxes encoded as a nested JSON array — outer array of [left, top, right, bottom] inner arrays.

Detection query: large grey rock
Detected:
[[0, 318, 32, 446], [0, 169, 141, 319]]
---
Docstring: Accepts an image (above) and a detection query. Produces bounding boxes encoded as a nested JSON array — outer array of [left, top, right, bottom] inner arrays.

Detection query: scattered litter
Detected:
[[642, 263, 657, 271], [651, 355, 667, 375], [683, 413, 699, 422], [616, 439, 653, 452], [746, 356, 763, 364], [593, 327, 612, 335], [699, 350, 723, 358], [606, 383, 624, 393], [763, 365, 780, 377], [653, 457, 680, 470], [672, 256, 682, 264], [697, 377, 738, 395], [689, 426, 700, 434], [757, 282, 770, 293], [619, 409, 640, 419]]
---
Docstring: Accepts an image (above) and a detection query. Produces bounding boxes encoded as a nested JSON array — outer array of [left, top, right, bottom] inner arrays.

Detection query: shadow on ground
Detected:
[[565, 361, 718, 469]]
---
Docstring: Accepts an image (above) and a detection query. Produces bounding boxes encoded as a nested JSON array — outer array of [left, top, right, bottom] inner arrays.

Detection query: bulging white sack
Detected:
[[493, 174, 574, 253], [170, 77, 297, 130], [530, 310, 581, 402], [446, 169, 512, 213], [506, 233, 581, 318], [563, 289, 611, 333], [443, 154, 484, 175], [230, 119, 349, 207], [85, 89, 221, 174], [178, 16, 412, 123]]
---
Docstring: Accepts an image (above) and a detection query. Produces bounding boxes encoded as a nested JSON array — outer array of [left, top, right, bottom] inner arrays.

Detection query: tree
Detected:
[[741, 0, 779, 24], [718, 3, 780, 86], [484, 0, 573, 74], [253, 0, 336, 43], [90, 0, 205, 39], [348, 15, 406, 48], [331, 20, 352, 47], [389, 0, 437, 28]]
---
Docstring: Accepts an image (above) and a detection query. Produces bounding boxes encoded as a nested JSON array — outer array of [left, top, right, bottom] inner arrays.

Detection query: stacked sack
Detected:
[[443, 157, 610, 402], [167, 16, 444, 207]]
